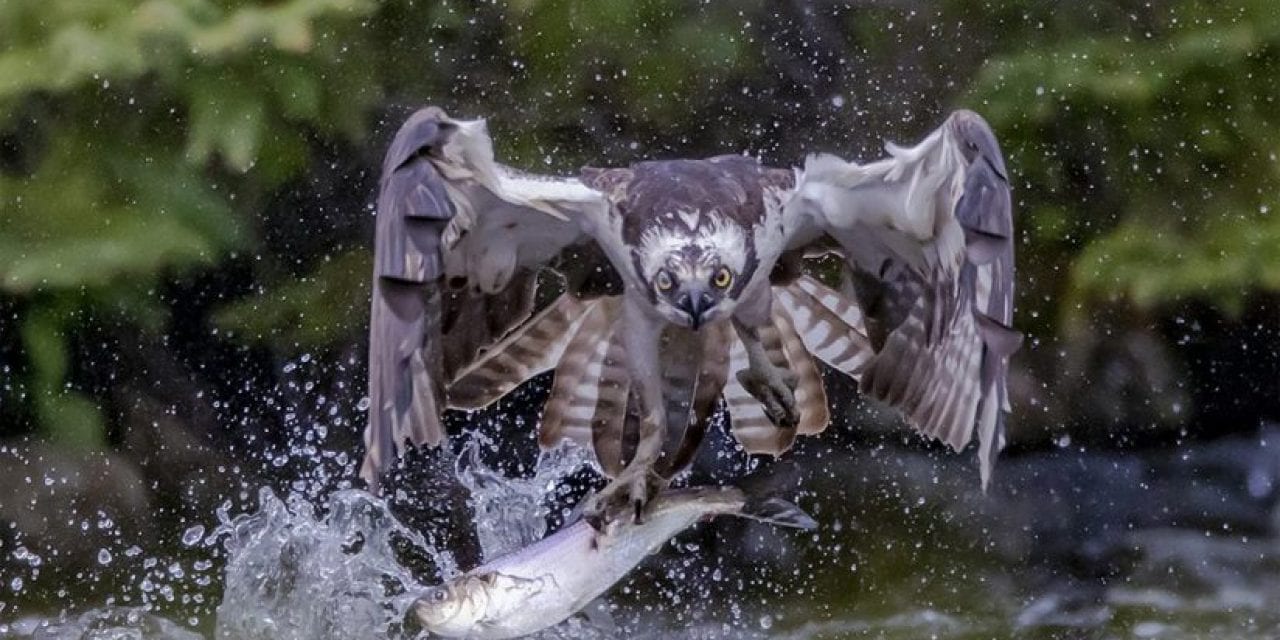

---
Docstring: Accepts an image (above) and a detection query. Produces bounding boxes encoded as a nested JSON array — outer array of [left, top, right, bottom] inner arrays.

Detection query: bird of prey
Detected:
[[362, 106, 1021, 524]]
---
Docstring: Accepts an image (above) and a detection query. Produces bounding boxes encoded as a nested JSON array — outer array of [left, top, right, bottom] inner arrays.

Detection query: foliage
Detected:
[[1, 0, 1277, 447], [214, 249, 370, 349], [0, 0, 382, 443], [968, 0, 1280, 324]]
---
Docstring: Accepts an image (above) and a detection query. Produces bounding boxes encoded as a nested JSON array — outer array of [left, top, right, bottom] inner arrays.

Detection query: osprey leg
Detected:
[[732, 317, 800, 429], [583, 299, 671, 527]]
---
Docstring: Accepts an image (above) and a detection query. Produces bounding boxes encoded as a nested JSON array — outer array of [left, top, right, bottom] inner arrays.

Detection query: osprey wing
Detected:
[[364, 107, 612, 492], [782, 110, 1022, 487]]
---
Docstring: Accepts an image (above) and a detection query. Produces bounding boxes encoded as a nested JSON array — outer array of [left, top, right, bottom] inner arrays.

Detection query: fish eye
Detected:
[[426, 587, 449, 604], [655, 269, 674, 292], [712, 267, 733, 289]]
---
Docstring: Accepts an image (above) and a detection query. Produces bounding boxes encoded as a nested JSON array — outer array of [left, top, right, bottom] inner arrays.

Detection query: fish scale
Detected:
[[413, 486, 815, 639]]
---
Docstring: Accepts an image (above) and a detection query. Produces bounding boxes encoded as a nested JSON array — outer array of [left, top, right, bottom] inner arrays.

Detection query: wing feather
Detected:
[[783, 110, 1021, 487], [772, 304, 830, 436], [362, 107, 613, 492], [447, 294, 591, 410], [724, 335, 793, 455], [538, 298, 618, 452], [587, 334, 632, 478], [725, 300, 831, 455], [656, 323, 732, 478], [775, 276, 875, 377]]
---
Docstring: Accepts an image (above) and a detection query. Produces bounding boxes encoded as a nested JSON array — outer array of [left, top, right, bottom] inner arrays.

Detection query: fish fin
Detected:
[[579, 597, 618, 633], [733, 461, 816, 530], [738, 496, 818, 531]]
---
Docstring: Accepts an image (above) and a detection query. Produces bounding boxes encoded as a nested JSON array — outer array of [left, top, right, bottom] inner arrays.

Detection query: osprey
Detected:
[[362, 107, 1021, 524]]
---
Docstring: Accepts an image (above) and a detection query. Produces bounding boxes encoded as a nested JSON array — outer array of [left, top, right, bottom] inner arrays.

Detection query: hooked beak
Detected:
[[676, 288, 715, 330]]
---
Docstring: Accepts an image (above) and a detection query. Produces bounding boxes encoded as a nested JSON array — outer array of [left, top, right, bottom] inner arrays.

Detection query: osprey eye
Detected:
[[712, 267, 733, 289], [655, 270, 674, 292]]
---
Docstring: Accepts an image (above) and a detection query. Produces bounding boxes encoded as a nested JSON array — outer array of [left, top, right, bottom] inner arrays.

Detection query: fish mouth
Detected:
[[409, 602, 443, 630], [410, 586, 461, 632]]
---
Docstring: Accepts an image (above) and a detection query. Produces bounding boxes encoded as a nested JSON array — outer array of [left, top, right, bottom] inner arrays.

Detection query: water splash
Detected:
[[17, 607, 203, 640], [211, 488, 444, 640], [457, 440, 591, 561], [207, 440, 591, 640]]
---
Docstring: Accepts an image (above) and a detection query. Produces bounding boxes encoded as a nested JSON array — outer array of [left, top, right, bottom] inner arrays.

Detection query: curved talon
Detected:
[[585, 512, 606, 533], [582, 467, 664, 529], [737, 366, 800, 429]]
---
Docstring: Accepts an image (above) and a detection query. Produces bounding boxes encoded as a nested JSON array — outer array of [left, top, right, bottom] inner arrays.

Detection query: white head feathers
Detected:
[[635, 211, 749, 280]]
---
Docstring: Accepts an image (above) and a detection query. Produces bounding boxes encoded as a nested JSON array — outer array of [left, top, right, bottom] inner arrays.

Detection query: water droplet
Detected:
[[10, 577, 23, 592], [182, 524, 206, 547], [356, 397, 371, 411], [98, 549, 113, 565], [759, 614, 774, 630]]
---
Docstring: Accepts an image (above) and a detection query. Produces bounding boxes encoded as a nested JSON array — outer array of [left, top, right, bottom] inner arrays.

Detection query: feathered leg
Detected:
[[583, 296, 668, 527], [731, 289, 800, 429]]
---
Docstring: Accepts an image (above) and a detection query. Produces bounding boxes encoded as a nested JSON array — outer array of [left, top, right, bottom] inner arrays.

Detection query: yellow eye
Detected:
[[655, 270, 674, 292], [713, 267, 733, 289]]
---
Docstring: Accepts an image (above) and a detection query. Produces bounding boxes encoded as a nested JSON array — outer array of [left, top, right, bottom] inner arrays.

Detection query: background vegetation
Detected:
[[3, 0, 1280, 633], [1, 0, 1278, 520]]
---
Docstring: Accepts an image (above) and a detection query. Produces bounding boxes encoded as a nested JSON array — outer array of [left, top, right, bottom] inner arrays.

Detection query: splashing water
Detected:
[[211, 488, 436, 640], [208, 440, 590, 640], [457, 440, 592, 560], [19, 607, 204, 640]]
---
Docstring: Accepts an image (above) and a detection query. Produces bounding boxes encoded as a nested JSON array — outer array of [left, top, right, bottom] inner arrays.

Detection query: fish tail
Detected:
[[737, 495, 818, 530], [733, 462, 817, 530]]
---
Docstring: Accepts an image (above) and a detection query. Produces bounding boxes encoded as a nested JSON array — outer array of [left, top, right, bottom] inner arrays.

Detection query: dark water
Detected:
[[4, 426, 1279, 639]]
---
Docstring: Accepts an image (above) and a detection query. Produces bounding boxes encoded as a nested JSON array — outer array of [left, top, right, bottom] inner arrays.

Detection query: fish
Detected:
[[412, 483, 817, 639]]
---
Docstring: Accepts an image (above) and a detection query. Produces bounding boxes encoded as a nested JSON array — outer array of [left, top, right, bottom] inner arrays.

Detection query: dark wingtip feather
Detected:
[[975, 311, 1024, 356], [363, 107, 458, 494], [951, 109, 1009, 182], [383, 107, 455, 176]]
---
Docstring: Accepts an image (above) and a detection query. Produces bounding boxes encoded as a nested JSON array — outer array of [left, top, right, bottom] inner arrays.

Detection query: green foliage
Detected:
[[214, 250, 371, 349], [0, 0, 384, 444], [2, 0, 1277, 447], [968, 0, 1280, 326], [18, 303, 105, 448]]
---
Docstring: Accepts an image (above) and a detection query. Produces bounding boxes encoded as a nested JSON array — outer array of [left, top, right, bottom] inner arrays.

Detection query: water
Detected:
[[198, 441, 592, 640], [211, 488, 430, 640], [454, 439, 592, 561], [6, 431, 1280, 639]]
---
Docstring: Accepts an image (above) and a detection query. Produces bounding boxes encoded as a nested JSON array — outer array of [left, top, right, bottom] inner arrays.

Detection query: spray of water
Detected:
[[208, 439, 590, 640], [457, 439, 592, 561]]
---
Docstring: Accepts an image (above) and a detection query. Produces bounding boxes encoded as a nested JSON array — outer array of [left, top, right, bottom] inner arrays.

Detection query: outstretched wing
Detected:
[[363, 107, 610, 492], [782, 110, 1022, 487]]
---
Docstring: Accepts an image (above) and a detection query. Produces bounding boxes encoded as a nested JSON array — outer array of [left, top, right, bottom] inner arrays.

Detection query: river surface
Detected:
[[4, 427, 1279, 639]]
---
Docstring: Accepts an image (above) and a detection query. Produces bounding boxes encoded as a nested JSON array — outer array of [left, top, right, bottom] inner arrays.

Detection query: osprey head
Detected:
[[635, 212, 751, 330]]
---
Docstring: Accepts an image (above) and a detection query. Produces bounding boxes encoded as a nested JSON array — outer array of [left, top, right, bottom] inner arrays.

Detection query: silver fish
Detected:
[[413, 485, 816, 639]]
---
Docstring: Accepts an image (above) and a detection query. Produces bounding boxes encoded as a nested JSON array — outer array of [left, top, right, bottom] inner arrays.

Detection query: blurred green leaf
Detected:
[[38, 391, 108, 449], [21, 307, 69, 389], [186, 76, 267, 172], [0, 0, 388, 444], [968, 0, 1280, 327], [214, 250, 371, 349], [20, 305, 106, 448]]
